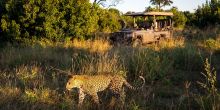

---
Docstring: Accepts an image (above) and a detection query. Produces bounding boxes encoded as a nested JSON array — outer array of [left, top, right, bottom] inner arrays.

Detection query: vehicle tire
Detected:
[[132, 39, 142, 47]]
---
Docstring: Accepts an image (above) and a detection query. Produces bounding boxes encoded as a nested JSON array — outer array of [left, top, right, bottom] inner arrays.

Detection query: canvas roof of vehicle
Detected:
[[125, 11, 174, 17]]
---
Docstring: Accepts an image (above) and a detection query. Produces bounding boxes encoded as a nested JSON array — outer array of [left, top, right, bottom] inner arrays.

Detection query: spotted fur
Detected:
[[66, 74, 145, 106]]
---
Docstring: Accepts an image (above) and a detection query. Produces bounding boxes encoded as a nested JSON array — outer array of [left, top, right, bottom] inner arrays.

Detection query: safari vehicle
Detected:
[[109, 11, 174, 46]]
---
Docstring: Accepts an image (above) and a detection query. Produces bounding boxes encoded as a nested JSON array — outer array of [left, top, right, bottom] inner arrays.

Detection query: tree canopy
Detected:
[[92, 0, 122, 8], [0, 0, 123, 42], [149, 0, 173, 11], [193, 0, 220, 27], [1, 0, 220, 43]]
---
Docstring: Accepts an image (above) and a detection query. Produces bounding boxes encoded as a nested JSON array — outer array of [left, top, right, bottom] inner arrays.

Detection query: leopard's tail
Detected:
[[124, 76, 145, 90]]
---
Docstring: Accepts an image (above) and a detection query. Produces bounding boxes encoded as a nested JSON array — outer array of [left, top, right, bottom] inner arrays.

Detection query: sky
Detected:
[[91, 0, 208, 13]]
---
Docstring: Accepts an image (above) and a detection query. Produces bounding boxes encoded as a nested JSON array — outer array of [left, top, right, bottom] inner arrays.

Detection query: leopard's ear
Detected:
[[68, 74, 74, 79]]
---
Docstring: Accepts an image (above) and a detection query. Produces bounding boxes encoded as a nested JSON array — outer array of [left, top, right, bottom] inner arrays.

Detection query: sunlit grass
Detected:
[[0, 36, 220, 109], [67, 39, 112, 53], [0, 87, 21, 103], [151, 37, 185, 51]]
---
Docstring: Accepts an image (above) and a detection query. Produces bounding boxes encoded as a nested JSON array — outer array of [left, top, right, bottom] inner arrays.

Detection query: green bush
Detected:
[[0, 0, 123, 42]]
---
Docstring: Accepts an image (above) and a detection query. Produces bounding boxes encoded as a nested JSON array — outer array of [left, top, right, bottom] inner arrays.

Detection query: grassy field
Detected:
[[0, 30, 220, 110]]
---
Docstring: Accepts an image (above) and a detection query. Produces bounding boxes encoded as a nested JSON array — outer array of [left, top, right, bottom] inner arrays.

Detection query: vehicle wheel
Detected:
[[132, 39, 142, 47]]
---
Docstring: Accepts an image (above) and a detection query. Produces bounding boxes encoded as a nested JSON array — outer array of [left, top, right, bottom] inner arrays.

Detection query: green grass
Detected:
[[0, 37, 220, 110]]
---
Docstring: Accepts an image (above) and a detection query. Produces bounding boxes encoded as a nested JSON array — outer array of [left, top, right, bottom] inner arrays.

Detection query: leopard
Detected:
[[66, 74, 145, 107]]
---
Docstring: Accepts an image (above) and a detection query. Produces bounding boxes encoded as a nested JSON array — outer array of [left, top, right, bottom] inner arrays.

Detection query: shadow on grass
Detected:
[[0, 41, 219, 110]]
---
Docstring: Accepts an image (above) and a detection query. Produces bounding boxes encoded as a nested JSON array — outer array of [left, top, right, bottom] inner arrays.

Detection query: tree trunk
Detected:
[[159, 3, 161, 11]]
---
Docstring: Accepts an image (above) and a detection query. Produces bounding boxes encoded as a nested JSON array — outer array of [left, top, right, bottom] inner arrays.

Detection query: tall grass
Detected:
[[196, 58, 220, 110], [0, 37, 219, 109]]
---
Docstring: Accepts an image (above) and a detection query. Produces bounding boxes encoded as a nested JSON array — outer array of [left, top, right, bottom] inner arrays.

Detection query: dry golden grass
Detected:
[[0, 34, 220, 110], [153, 37, 186, 51], [0, 87, 21, 103], [35, 38, 112, 54], [64, 39, 112, 53]]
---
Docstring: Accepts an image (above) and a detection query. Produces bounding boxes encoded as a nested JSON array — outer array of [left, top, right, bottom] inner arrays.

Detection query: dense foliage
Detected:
[[148, 0, 220, 29], [170, 7, 187, 28], [191, 0, 220, 27], [0, 0, 123, 42], [1, 0, 220, 42], [178, 0, 220, 28], [150, 0, 173, 11]]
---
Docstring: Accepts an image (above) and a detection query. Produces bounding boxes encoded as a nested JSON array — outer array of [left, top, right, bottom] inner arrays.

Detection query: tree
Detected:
[[145, 6, 157, 12], [150, 0, 173, 11], [192, 0, 220, 28], [170, 7, 187, 28], [92, 0, 122, 8], [183, 11, 196, 26], [98, 8, 121, 33], [0, 0, 123, 42]]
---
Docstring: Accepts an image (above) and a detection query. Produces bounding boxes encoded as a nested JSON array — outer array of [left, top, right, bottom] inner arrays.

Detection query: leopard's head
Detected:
[[66, 75, 83, 91]]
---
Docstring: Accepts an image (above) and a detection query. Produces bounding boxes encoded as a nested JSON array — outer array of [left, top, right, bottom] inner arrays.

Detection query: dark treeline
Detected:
[[146, 0, 220, 28], [185, 0, 220, 27], [0, 0, 124, 42], [0, 0, 220, 42]]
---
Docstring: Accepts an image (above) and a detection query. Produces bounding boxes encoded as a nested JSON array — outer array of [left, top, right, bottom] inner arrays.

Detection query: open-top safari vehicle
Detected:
[[109, 11, 174, 46]]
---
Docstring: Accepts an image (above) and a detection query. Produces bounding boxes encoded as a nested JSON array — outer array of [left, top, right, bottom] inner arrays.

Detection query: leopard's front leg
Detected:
[[78, 88, 86, 107]]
